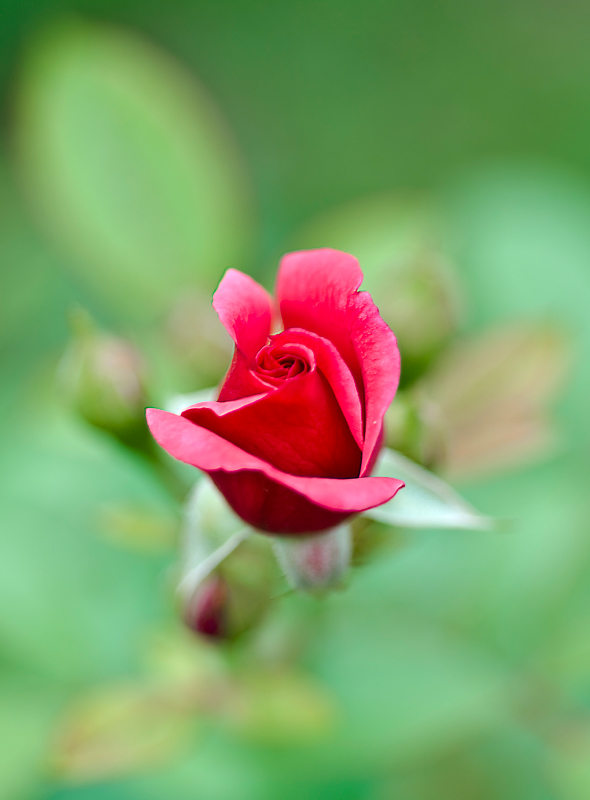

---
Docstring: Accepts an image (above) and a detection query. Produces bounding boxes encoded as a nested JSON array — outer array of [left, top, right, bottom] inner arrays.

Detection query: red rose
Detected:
[[147, 249, 404, 535]]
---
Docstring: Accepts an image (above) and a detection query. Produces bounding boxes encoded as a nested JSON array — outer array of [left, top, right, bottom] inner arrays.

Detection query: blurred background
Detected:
[[2, 1, 590, 798]]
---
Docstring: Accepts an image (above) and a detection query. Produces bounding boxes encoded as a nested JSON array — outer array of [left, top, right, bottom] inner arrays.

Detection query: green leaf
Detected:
[[364, 447, 493, 530], [0, 402, 176, 683], [443, 161, 590, 444], [50, 681, 197, 783], [0, 677, 63, 800], [14, 19, 255, 320], [166, 387, 217, 416], [99, 503, 178, 554], [225, 669, 336, 746]]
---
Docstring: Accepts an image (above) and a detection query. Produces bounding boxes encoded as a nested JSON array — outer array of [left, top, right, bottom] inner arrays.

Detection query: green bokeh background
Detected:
[[3, 1, 590, 798]]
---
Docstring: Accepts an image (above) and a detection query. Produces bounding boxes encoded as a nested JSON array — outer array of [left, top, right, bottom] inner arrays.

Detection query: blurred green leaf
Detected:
[[443, 161, 590, 443], [380, 726, 555, 800], [365, 447, 493, 530], [0, 157, 94, 376], [0, 676, 63, 800], [419, 323, 569, 481], [481, 456, 590, 663], [50, 681, 196, 783], [547, 717, 590, 800], [14, 19, 255, 320], [223, 669, 336, 746], [0, 399, 175, 683], [292, 596, 511, 777], [99, 504, 178, 554], [162, 291, 233, 391]]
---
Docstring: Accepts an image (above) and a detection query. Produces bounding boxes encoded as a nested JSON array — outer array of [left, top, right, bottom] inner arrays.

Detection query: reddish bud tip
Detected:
[[184, 576, 228, 639]]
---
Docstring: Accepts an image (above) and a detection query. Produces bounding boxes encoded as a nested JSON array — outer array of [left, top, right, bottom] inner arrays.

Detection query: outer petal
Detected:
[[146, 409, 403, 535], [213, 269, 273, 360], [182, 369, 361, 479], [276, 249, 400, 475]]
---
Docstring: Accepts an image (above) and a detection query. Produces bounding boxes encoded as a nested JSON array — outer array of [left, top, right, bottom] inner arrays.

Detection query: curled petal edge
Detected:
[[276, 249, 400, 474], [146, 408, 404, 515], [213, 269, 274, 361]]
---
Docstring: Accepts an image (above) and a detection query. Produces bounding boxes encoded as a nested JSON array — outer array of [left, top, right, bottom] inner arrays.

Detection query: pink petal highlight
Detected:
[[213, 269, 274, 361]]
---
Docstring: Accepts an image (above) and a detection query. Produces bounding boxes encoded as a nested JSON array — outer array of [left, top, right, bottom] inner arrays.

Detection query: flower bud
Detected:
[[60, 309, 148, 447], [272, 523, 352, 592], [376, 249, 461, 386], [384, 389, 447, 470], [184, 575, 228, 639], [183, 548, 279, 642]]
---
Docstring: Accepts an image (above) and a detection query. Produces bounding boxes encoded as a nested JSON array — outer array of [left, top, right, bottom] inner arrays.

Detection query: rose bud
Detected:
[[184, 542, 278, 640], [60, 308, 148, 448], [376, 249, 462, 387], [146, 249, 404, 536], [184, 575, 228, 639]]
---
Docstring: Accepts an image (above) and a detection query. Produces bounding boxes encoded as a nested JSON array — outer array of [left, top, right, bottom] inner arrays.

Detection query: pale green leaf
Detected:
[[0, 679, 63, 800], [15, 20, 254, 320], [364, 447, 493, 530], [166, 387, 217, 416], [50, 681, 196, 783]]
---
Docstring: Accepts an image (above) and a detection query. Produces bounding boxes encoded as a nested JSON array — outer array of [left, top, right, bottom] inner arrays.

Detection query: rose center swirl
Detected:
[[254, 343, 311, 381]]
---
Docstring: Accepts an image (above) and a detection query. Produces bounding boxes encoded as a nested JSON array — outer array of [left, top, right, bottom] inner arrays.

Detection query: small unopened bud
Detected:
[[385, 390, 446, 470], [60, 309, 147, 446], [377, 250, 462, 386], [184, 575, 228, 639], [272, 524, 352, 592]]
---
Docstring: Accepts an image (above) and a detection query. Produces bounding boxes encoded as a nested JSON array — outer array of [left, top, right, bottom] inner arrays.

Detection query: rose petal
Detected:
[[146, 408, 403, 533], [270, 328, 364, 449], [254, 341, 316, 386], [182, 368, 361, 478], [211, 470, 350, 534], [213, 269, 274, 360], [276, 249, 400, 474], [216, 349, 273, 401], [181, 393, 268, 417]]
